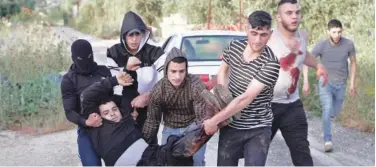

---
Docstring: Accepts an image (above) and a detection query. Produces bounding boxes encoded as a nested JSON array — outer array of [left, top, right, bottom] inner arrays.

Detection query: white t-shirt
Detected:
[[267, 29, 308, 103]]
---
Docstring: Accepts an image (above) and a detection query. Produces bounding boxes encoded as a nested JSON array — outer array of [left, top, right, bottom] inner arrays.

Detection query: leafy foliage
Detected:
[[0, 0, 36, 17], [136, 0, 163, 26], [0, 21, 70, 129]]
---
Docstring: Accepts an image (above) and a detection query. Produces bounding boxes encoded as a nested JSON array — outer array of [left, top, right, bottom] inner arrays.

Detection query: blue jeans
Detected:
[[161, 125, 207, 166], [77, 127, 102, 166], [318, 77, 347, 142]]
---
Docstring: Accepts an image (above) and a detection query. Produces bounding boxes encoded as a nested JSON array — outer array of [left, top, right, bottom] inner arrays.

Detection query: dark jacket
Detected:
[[142, 48, 207, 142], [61, 64, 111, 127], [106, 11, 165, 133], [80, 77, 142, 166], [106, 11, 164, 97]]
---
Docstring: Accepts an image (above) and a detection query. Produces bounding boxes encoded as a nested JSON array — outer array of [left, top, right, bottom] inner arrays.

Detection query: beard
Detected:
[[281, 20, 298, 32], [329, 36, 340, 44]]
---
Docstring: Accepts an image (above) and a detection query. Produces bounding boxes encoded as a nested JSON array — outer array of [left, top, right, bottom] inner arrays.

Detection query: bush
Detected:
[[0, 0, 36, 17], [0, 20, 72, 131], [72, 0, 137, 39]]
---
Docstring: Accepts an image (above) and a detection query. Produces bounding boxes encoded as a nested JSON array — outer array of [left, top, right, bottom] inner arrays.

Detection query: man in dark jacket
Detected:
[[142, 47, 207, 166], [80, 72, 193, 166], [61, 39, 111, 166], [106, 11, 165, 137]]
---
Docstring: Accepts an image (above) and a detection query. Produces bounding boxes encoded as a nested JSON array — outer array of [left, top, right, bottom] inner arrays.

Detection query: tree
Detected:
[[135, 0, 163, 26]]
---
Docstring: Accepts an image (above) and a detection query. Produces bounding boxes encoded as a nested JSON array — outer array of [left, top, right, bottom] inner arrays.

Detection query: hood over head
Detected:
[[163, 47, 188, 77], [70, 39, 98, 75], [120, 11, 150, 54]]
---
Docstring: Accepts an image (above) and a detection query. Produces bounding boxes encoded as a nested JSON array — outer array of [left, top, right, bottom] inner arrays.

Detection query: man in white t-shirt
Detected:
[[266, 0, 328, 166]]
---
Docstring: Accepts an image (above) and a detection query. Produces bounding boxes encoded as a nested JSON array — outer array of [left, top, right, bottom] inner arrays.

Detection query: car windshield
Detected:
[[180, 35, 246, 61]]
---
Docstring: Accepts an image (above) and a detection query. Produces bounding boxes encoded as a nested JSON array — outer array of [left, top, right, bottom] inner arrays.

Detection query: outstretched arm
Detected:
[[302, 65, 310, 96], [204, 60, 280, 135], [348, 42, 357, 96], [304, 51, 328, 86], [142, 86, 163, 143], [61, 76, 87, 127], [81, 73, 133, 118]]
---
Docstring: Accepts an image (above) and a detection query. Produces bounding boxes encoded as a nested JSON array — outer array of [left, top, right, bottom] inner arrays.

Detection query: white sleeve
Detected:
[[106, 57, 123, 96], [153, 53, 167, 81], [136, 53, 167, 94]]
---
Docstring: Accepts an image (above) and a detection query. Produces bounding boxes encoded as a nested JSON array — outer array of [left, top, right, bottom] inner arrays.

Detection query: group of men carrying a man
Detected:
[[61, 0, 357, 166]]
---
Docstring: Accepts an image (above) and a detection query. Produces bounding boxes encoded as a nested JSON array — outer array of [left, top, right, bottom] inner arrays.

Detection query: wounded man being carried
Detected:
[[80, 70, 232, 166]]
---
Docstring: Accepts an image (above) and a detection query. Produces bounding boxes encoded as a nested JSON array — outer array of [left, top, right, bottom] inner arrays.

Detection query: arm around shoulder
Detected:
[[61, 74, 87, 127], [142, 83, 163, 142]]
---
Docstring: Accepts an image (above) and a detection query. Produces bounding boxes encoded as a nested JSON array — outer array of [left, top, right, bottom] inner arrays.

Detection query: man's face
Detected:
[[99, 101, 122, 122], [328, 27, 342, 44], [247, 26, 272, 52], [125, 32, 142, 52], [167, 61, 187, 88], [277, 3, 302, 32]]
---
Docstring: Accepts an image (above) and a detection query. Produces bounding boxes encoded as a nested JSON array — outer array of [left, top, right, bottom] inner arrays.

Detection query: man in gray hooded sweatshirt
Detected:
[[142, 47, 207, 166]]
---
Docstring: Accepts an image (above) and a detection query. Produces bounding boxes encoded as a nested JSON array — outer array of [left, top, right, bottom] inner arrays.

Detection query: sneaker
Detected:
[[324, 141, 333, 152]]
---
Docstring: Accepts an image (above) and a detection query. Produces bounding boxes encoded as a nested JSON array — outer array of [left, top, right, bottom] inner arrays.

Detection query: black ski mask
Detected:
[[70, 39, 98, 75]]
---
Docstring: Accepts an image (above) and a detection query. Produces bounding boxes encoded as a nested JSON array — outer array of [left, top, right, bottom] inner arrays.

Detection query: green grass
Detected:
[[0, 17, 74, 132]]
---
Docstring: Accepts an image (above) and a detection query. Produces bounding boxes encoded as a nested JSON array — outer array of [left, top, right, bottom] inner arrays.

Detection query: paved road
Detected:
[[0, 26, 373, 166]]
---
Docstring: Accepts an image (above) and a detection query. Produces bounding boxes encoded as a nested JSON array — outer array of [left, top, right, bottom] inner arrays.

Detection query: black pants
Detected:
[[271, 100, 313, 166], [137, 135, 193, 166], [217, 126, 271, 166]]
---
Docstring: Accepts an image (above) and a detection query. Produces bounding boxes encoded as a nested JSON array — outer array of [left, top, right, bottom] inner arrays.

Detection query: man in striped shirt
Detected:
[[203, 11, 280, 166]]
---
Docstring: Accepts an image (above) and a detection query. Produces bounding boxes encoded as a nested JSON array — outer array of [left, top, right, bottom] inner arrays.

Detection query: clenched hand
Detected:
[[131, 93, 150, 108], [126, 57, 142, 71], [316, 64, 328, 86], [85, 113, 102, 127], [116, 72, 133, 86]]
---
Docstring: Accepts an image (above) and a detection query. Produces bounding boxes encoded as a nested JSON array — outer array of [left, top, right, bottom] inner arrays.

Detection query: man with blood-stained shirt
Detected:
[[266, 0, 328, 166]]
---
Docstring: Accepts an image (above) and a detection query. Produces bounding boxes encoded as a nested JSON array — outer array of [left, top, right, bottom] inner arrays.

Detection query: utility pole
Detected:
[[239, 0, 243, 31], [207, 0, 212, 29]]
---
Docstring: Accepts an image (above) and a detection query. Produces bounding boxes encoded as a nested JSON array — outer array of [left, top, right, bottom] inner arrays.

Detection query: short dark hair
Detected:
[[166, 56, 187, 72], [328, 19, 342, 30], [171, 56, 187, 64], [278, 0, 298, 7], [98, 96, 116, 112], [248, 10, 272, 30], [99, 97, 114, 106]]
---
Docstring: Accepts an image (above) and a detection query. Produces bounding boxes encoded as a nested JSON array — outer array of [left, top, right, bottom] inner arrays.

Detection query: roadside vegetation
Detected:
[[0, 1, 73, 133]]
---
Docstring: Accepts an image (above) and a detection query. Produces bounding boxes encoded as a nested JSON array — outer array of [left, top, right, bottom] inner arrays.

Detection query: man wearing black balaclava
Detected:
[[61, 39, 111, 166], [106, 11, 165, 144]]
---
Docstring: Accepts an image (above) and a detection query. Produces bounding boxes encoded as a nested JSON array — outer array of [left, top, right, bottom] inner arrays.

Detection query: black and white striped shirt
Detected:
[[222, 39, 280, 129]]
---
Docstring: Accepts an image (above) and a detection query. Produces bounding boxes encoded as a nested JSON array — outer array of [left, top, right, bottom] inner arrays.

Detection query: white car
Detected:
[[161, 30, 247, 88]]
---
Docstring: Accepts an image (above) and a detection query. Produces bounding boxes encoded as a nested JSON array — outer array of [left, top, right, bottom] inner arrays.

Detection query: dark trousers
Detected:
[[77, 128, 102, 166], [217, 126, 271, 166], [271, 100, 313, 166]]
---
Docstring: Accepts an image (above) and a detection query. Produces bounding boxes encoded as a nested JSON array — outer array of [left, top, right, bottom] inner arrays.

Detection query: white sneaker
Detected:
[[324, 141, 333, 152]]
